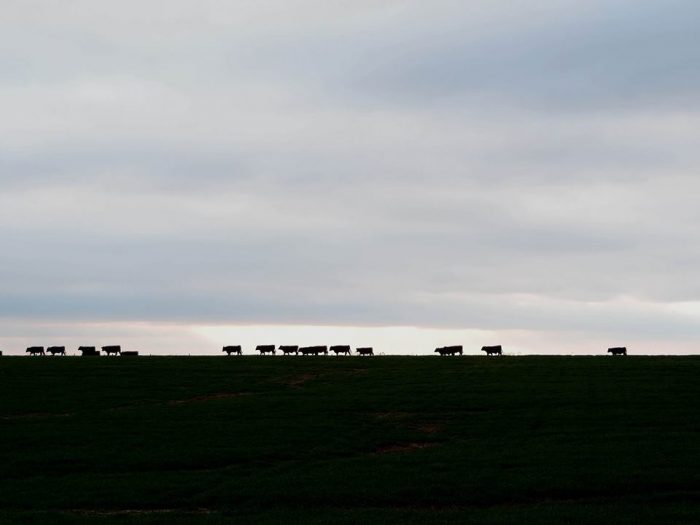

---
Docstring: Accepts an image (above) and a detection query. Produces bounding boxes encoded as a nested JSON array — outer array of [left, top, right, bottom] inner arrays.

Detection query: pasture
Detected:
[[1, 356, 699, 524]]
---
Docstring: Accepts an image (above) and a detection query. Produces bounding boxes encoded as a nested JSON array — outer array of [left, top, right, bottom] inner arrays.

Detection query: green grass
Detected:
[[1, 356, 699, 524]]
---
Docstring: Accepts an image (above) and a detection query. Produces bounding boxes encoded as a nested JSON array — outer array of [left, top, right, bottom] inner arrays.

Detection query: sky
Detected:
[[1, 0, 700, 355]]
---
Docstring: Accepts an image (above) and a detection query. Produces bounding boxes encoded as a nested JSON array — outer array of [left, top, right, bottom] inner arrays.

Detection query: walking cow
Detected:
[[299, 346, 328, 356], [26, 346, 45, 356], [435, 345, 463, 356], [47, 346, 66, 356], [279, 345, 299, 355], [102, 346, 121, 356], [356, 347, 374, 356], [481, 345, 502, 356], [256, 345, 276, 355], [330, 345, 351, 356], [608, 347, 627, 356], [78, 346, 100, 356], [223, 345, 242, 355]]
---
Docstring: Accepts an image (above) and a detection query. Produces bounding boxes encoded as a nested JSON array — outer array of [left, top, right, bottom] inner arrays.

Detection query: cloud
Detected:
[[345, 0, 700, 111], [0, 1, 699, 352]]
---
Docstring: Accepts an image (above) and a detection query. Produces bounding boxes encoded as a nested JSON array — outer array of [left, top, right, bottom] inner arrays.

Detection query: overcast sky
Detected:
[[2, 0, 700, 354]]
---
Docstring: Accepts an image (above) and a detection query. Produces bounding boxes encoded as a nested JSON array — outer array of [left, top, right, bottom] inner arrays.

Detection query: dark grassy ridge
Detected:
[[1, 356, 699, 524]]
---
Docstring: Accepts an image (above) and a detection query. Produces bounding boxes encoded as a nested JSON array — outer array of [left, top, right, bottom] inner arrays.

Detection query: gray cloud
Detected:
[[346, 0, 700, 110], [1, 1, 699, 351]]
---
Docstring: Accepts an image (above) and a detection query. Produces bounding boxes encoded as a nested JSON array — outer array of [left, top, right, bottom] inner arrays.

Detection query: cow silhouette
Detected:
[[46, 346, 66, 356], [330, 345, 351, 356], [435, 345, 463, 356], [121, 351, 139, 357], [102, 345, 121, 356], [608, 347, 627, 356], [256, 345, 276, 355], [26, 346, 45, 356], [299, 346, 328, 356], [481, 345, 502, 356], [223, 345, 242, 355], [78, 346, 100, 356], [356, 347, 374, 356], [279, 345, 299, 355]]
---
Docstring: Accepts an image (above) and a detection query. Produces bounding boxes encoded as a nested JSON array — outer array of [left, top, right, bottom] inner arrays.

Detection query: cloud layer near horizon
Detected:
[[2, 1, 700, 351]]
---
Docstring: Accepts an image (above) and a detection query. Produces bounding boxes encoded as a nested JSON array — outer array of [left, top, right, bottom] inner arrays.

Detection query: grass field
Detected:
[[1, 356, 699, 524]]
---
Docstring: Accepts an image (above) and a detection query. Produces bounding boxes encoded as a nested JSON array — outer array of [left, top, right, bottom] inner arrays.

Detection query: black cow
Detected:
[[435, 345, 463, 356], [121, 351, 139, 357], [481, 345, 502, 356], [78, 346, 100, 356], [0, 351, 3, 356], [223, 345, 242, 355], [102, 345, 121, 356], [256, 345, 276, 355], [26, 346, 45, 356], [299, 346, 328, 356], [356, 347, 374, 356], [330, 345, 351, 356], [47, 346, 66, 356], [608, 347, 627, 356], [279, 345, 299, 355]]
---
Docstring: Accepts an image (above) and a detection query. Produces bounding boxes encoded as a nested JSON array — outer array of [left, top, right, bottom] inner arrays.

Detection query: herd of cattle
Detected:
[[22, 346, 138, 356], [2, 345, 630, 357], [221, 345, 629, 356], [223, 345, 375, 356], [222, 345, 502, 356]]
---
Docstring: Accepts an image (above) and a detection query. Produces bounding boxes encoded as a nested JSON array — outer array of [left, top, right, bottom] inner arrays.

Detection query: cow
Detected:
[[435, 345, 463, 356], [26, 346, 45, 356], [481, 345, 503, 356], [121, 351, 139, 357], [223, 345, 242, 355], [299, 346, 328, 356], [102, 345, 121, 356], [356, 347, 374, 356], [78, 346, 100, 356], [0, 351, 3, 356], [256, 345, 276, 355], [279, 345, 299, 355], [330, 345, 351, 356], [46, 346, 66, 356], [608, 347, 627, 356]]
